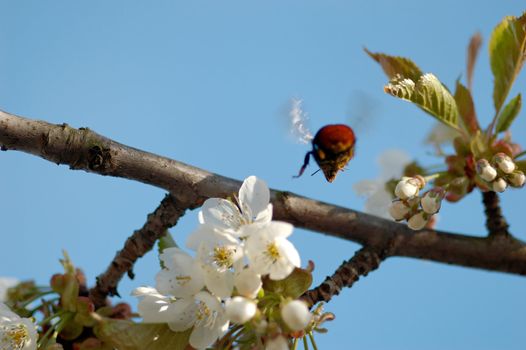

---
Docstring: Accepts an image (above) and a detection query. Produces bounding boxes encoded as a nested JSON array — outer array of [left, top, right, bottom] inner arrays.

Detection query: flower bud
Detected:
[[281, 300, 312, 331], [476, 159, 497, 182], [394, 176, 424, 199], [225, 296, 257, 324], [420, 189, 443, 214], [388, 200, 410, 220], [493, 153, 516, 174], [407, 211, 428, 230], [508, 171, 525, 188], [492, 178, 507, 193]]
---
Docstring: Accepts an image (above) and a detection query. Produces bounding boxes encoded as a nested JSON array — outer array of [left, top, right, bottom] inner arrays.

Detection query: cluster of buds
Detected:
[[476, 153, 525, 192], [389, 176, 445, 230]]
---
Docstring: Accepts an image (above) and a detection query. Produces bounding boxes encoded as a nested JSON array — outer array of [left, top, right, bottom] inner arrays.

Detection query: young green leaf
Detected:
[[365, 48, 423, 82], [495, 93, 522, 133], [94, 319, 192, 350], [384, 74, 460, 130], [489, 13, 526, 113], [454, 80, 479, 133]]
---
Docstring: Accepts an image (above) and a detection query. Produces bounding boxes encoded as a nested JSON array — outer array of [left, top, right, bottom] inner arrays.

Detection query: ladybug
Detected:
[[294, 124, 356, 182]]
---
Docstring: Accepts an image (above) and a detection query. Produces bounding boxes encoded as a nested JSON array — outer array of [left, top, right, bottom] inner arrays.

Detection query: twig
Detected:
[[2, 110, 526, 276], [88, 194, 195, 308], [300, 247, 385, 308], [482, 191, 510, 238]]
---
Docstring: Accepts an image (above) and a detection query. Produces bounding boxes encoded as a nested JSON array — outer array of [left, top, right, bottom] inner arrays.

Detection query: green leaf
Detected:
[[94, 319, 192, 350], [495, 93, 522, 133], [454, 81, 479, 133], [384, 74, 460, 130], [515, 159, 526, 172], [262, 267, 313, 299], [489, 13, 526, 112], [365, 48, 423, 82]]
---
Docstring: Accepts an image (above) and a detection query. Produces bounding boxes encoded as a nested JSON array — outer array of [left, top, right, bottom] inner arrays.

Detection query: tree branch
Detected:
[[88, 194, 195, 308], [301, 246, 386, 308], [2, 110, 526, 276], [482, 191, 510, 238]]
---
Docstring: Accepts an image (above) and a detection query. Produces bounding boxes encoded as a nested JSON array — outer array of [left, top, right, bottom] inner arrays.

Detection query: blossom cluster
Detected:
[[389, 176, 445, 230], [133, 176, 315, 349], [476, 153, 525, 193], [0, 301, 38, 350]]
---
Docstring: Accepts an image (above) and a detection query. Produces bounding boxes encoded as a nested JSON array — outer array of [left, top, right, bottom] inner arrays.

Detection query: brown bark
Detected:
[[482, 191, 510, 238], [2, 110, 526, 277], [301, 247, 386, 308]]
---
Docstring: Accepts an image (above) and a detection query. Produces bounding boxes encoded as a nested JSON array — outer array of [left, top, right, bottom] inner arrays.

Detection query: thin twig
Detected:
[[2, 110, 526, 276], [482, 191, 510, 238], [300, 247, 386, 308], [88, 194, 195, 308]]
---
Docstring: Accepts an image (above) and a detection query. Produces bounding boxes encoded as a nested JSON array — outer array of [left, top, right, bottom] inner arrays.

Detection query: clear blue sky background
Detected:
[[1, 2, 525, 349]]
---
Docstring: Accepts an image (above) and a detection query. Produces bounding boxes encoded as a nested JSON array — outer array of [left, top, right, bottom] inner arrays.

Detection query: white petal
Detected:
[[166, 299, 198, 332], [254, 204, 273, 224], [201, 198, 243, 232], [156, 259, 205, 298], [239, 176, 270, 219], [265, 336, 289, 350], [234, 267, 262, 299], [186, 224, 217, 251], [202, 266, 234, 299]]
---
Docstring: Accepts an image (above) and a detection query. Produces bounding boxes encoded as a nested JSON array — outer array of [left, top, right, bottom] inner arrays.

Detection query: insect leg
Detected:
[[293, 151, 313, 178]]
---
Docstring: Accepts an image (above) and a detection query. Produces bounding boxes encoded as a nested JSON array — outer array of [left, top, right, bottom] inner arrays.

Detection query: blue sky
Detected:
[[1, 1, 525, 349]]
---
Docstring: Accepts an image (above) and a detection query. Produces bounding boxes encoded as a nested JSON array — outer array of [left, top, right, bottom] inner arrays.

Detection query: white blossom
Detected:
[[194, 229, 244, 299], [494, 153, 516, 174], [407, 211, 428, 230], [0, 302, 38, 350], [492, 178, 507, 193], [133, 289, 228, 350], [244, 222, 300, 280], [476, 159, 497, 182], [508, 171, 525, 188], [281, 300, 312, 331], [156, 248, 205, 298], [225, 296, 257, 324], [0, 277, 18, 303]]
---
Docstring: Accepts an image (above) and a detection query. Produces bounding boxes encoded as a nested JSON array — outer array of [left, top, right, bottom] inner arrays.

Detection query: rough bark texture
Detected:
[[482, 191, 510, 238], [2, 110, 526, 277], [88, 194, 194, 308], [301, 247, 385, 307]]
